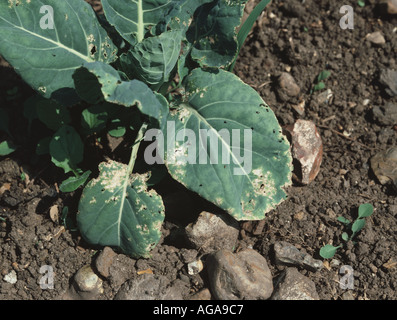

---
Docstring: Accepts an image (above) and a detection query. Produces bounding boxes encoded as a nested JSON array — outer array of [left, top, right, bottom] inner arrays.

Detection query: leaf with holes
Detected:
[[161, 68, 292, 221], [0, 0, 117, 103], [77, 161, 165, 258], [187, 0, 247, 68]]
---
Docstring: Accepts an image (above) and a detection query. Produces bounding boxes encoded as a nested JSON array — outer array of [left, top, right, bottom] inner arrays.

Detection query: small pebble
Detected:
[[3, 270, 17, 284]]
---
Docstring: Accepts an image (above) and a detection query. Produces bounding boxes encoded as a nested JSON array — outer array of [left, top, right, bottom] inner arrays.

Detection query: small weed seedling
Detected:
[[320, 203, 374, 259], [311, 69, 331, 94]]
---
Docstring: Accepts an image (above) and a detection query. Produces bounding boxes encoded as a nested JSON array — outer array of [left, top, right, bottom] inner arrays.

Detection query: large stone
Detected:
[[64, 265, 103, 300], [95, 246, 117, 278], [283, 120, 323, 185], [271, 267, 320, 300], [206, 249, 273, 300], [387, 0, 397, 14], [185, 211, 239, 254], [274, 241, 323, 272]]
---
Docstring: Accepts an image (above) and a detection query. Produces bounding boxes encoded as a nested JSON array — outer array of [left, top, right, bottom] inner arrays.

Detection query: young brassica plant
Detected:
[[0, 0, 292, 258]]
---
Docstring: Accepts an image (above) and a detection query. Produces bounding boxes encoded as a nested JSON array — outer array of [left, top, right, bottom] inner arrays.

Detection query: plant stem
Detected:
[[127, 122, 148, 175]]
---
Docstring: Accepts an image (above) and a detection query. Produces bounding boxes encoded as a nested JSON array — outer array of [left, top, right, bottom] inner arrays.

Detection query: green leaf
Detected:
[[319, 244, 340, 259], [0, 0, 117, 101], [36, 99, 71, 131], [357, 0, 365, 7], [81, 104, 108, 134], [49, 125, 84, 174], [154, 0, 213, 34], [337, 216, 351, 225], [187, 0, 247, 68], [77, 161, 165, 258], [163, 69, 292, 220], [317, 70, 331, 83], [313, 81, 325, 92], [119, 30, 183, 88], [358, 203, 374, 219], [73, 62, 169, 130], [102, 0, 177, 43], [0, 140, 17, 156], [351, 218, 366, 236], [108, 119, 126, 138], [341, 232, 350, 241], [60, 170, 92, 193]]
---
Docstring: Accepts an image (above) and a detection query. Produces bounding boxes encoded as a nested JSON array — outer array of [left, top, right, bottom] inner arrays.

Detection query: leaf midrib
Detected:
[[0, 15, 94, 62]]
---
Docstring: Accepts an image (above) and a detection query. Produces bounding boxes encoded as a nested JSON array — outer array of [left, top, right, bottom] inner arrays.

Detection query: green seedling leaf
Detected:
[[358, 203, 374, 219], [188, 0, 247, 68], [119, 30, 183, 89], [341, 232, 350, 241], [0, 140, 17, 156], [77, 161, 165, 258], [60, 170, 92, 193], [49, 125, 84, 174], [61, 206, 77, 232], [163, 69, 292, 220], [320, 244, 341, 259], [36, 99, 71, 131], [317, 70, 331, 83], [337, 216, 351, 225], [313, 81, 326, 92], [36, 136, 52, 156], [358, 0, 365, 7], [0, 0, 117, 101], [351, 218, 366, 237]]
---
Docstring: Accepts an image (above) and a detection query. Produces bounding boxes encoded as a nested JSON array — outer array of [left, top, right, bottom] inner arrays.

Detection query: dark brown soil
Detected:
[[1, 0, 396, 300]]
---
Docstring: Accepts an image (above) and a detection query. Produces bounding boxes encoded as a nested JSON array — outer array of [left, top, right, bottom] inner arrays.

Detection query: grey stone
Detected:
[[95, 246, 117, 278], [65, 265, 103, 300], [207, 248, 273, 300], [185, 211, 239, 254], [380, 69, 397, 97], [274, 241, 323, 272], [271, 268, 320, 300], [365, 31, 386, 45], [371, 102, 397, 126], [276, 72, 301, 102], [370, 147, 397, 186], [3, 270, 17, 284], [114, 274, 189, 300]]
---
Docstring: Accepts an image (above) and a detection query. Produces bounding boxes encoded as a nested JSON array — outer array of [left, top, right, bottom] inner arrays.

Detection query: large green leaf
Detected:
[[102, 0, 177, 44], [0, 0, 117, 101], [119, 30, 183, 89], [73, 62, 169, 130], [77, 161, 165, 258], [187, 0, 247, 68], [162, 69, 292, 220]]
